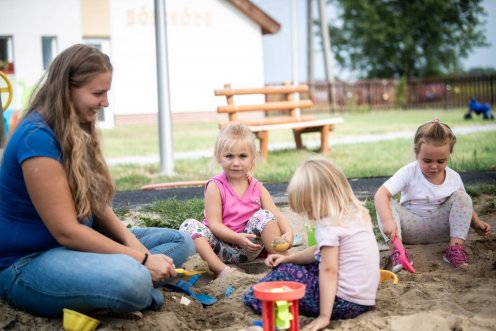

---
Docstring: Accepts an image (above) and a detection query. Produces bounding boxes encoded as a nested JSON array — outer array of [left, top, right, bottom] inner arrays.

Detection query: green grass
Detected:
[[101, 108, 493, 157], [115, 183, 496, 246], [103, 109, 496, 191], [111, 130, 496, 191]]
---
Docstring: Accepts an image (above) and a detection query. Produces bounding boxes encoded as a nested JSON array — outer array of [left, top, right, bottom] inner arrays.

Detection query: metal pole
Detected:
[[154, 0, 174, 175], [306, 0, 314, 84], [318, 0, 336, 112], [291, 0, 301, 116]]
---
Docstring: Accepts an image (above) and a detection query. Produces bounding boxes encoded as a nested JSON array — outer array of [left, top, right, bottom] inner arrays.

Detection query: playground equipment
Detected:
[[0, 70, 13, 112], [253, 281, 305, 331], [1, 70, 14, 147], [464, 98, 494, 120]]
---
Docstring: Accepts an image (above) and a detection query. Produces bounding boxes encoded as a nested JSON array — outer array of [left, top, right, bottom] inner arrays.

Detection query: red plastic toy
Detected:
[[253, 281, 306, 331]]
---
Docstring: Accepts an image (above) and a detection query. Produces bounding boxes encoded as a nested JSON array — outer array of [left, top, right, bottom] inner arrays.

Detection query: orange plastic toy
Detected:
[[253, 281, 306, 331]]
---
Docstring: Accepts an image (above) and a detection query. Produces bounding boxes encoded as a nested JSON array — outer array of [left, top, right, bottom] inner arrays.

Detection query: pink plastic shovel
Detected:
[[391, 235, 416, 273]]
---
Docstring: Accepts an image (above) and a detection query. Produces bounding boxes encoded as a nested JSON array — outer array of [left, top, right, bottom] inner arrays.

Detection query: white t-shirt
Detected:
[[315, 214, 380, 306], [384, 161, 465, 217]]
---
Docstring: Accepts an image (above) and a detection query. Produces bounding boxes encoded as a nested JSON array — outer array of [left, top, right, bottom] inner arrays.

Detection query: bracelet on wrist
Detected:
[[141, 253, 149, 265]]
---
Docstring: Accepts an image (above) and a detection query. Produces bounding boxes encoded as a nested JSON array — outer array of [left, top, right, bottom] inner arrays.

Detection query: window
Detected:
[[0, 36, 14, 73], [42, 36, 57, 70]]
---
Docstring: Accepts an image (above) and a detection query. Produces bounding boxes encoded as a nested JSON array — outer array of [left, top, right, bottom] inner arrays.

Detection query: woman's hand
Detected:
[[237, 233, 262, 252], [264, 254, 287, 268], [144, 253, 176, 283], [302, 315, 331, 331]]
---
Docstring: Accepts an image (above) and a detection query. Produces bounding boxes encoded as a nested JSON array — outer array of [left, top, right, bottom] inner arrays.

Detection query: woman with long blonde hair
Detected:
[[0, 44, 194, 317]]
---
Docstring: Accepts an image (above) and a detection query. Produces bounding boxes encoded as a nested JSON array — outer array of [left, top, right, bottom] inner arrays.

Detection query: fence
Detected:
[[269, 74, 495, 112]]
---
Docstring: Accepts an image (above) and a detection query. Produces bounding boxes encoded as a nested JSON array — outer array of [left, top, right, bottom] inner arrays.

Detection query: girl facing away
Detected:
[[179, 123, 293, 278], [0, 44, 195, 318], [243, 156, 380, 331], [375, 119, 491, 272]]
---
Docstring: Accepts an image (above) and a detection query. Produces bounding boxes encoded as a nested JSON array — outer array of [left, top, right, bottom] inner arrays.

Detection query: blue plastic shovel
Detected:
[[165, 274, 217, 306]]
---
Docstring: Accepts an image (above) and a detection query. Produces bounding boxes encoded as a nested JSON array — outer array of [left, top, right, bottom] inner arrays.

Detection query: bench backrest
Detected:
[[214, 83, 313, 123]]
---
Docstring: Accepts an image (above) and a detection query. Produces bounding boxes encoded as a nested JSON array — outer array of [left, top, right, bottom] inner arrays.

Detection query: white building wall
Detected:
[[1, 0, 267, 119], [0, 0, 82, 109], [110, 0, 265, 115]]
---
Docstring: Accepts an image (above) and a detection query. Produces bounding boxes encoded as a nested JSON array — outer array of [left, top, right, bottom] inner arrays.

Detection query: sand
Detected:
[[1, 195, 495, 331]]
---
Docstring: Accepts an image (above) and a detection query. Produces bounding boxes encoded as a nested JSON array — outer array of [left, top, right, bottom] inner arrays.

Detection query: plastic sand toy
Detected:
[[272, 237, 290, 252], [174, 268, 208, 276], [253, 281, 305, 331], [165, 274, 217, 305], [392, 236, 416, 273], [380, 269, 399, 284], [63, 308, 100, 331], [304, 222, 316, 246]]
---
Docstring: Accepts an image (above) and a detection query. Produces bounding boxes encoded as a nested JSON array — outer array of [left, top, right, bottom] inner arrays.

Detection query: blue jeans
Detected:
[[0, 227, 195, 317]]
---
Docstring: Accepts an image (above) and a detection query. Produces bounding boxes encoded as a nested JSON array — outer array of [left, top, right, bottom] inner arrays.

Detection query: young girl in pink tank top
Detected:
[[179, 124, 293, 278]]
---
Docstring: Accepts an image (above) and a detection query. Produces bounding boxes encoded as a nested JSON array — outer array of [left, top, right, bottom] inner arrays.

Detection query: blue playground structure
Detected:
[[465, 98, 494, 120]]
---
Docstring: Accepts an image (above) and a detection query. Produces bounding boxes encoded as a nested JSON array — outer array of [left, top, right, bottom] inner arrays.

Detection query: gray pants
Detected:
[[377, 191, 472, 244]]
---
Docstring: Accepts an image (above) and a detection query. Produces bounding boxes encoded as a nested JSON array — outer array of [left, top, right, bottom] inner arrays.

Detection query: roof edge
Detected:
[[228, 0, 281, 35]]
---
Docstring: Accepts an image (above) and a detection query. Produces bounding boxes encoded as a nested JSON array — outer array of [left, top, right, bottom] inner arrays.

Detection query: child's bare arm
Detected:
[[470, 210, 491, 238], [260, 186, 294, 242], [267, 246, 317, 267], [374, 185, 396, 239]]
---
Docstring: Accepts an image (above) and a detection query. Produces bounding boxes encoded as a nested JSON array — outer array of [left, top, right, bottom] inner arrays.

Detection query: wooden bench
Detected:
[[214, 83, 344, 161]]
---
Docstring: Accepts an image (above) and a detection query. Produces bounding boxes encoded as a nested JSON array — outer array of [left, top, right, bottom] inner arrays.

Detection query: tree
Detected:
[[328, 0, 489, 78]]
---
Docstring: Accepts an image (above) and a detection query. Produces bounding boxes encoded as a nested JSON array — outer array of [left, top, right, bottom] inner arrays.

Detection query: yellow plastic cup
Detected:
[[304, 221, 316, 246], [63, 308, 100, 331]]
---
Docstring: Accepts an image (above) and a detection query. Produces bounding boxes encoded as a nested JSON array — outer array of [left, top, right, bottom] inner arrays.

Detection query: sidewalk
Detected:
[[106, 124, 496, 166]]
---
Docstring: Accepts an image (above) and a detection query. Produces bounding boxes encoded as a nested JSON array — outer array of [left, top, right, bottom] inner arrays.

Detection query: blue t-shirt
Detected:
[[0, 112, 64, 268]]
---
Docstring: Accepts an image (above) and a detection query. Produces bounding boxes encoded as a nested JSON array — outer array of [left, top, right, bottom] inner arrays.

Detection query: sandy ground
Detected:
[[1, 196, 495, 331]]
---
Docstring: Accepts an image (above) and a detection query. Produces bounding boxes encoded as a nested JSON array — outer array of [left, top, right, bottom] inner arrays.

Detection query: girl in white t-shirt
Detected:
[[243, 156, 379, 331], [375, 119, 491, 272]]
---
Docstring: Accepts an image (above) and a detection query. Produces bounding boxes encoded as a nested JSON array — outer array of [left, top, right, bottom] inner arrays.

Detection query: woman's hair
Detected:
[[214, 123, 258, 175], [25, 44, 114, 220], [288, 155, 371, 226], [414, 119, 457, 155]]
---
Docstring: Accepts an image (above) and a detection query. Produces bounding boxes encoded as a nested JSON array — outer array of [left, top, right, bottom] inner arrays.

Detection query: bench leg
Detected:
[[320, 124, 330, 153], [293, 129, 304, 150], [255, 131, 269, 162]]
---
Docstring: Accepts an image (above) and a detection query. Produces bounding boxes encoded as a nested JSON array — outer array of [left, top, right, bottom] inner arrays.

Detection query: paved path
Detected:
[[106, 124, 496, 166]]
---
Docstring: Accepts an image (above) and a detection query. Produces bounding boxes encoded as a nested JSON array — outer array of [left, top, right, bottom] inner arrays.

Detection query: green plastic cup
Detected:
[[304, 222, 316, 246]]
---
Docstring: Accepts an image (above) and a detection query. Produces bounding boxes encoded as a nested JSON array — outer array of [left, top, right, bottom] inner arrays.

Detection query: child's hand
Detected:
[[281, 231, 294, 246], [237, 233, 262, 252], [472, 219, 491, 238], [302, 315, 330, 331], [265, 254, 286, 268], [382, 220, 397, 240]]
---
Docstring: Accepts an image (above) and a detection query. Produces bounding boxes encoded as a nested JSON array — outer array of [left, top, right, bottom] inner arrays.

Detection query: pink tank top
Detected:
[[203, 172, 262, 233]]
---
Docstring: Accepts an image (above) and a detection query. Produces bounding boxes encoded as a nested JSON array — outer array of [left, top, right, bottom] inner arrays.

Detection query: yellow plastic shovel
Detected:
[[174, 268, 208, 276]]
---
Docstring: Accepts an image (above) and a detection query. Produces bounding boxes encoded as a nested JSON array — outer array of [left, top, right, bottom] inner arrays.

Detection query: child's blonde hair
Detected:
[[414, 119, 457, 155], [214, 123, 258, 175], [288, 156, 371, 226]]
